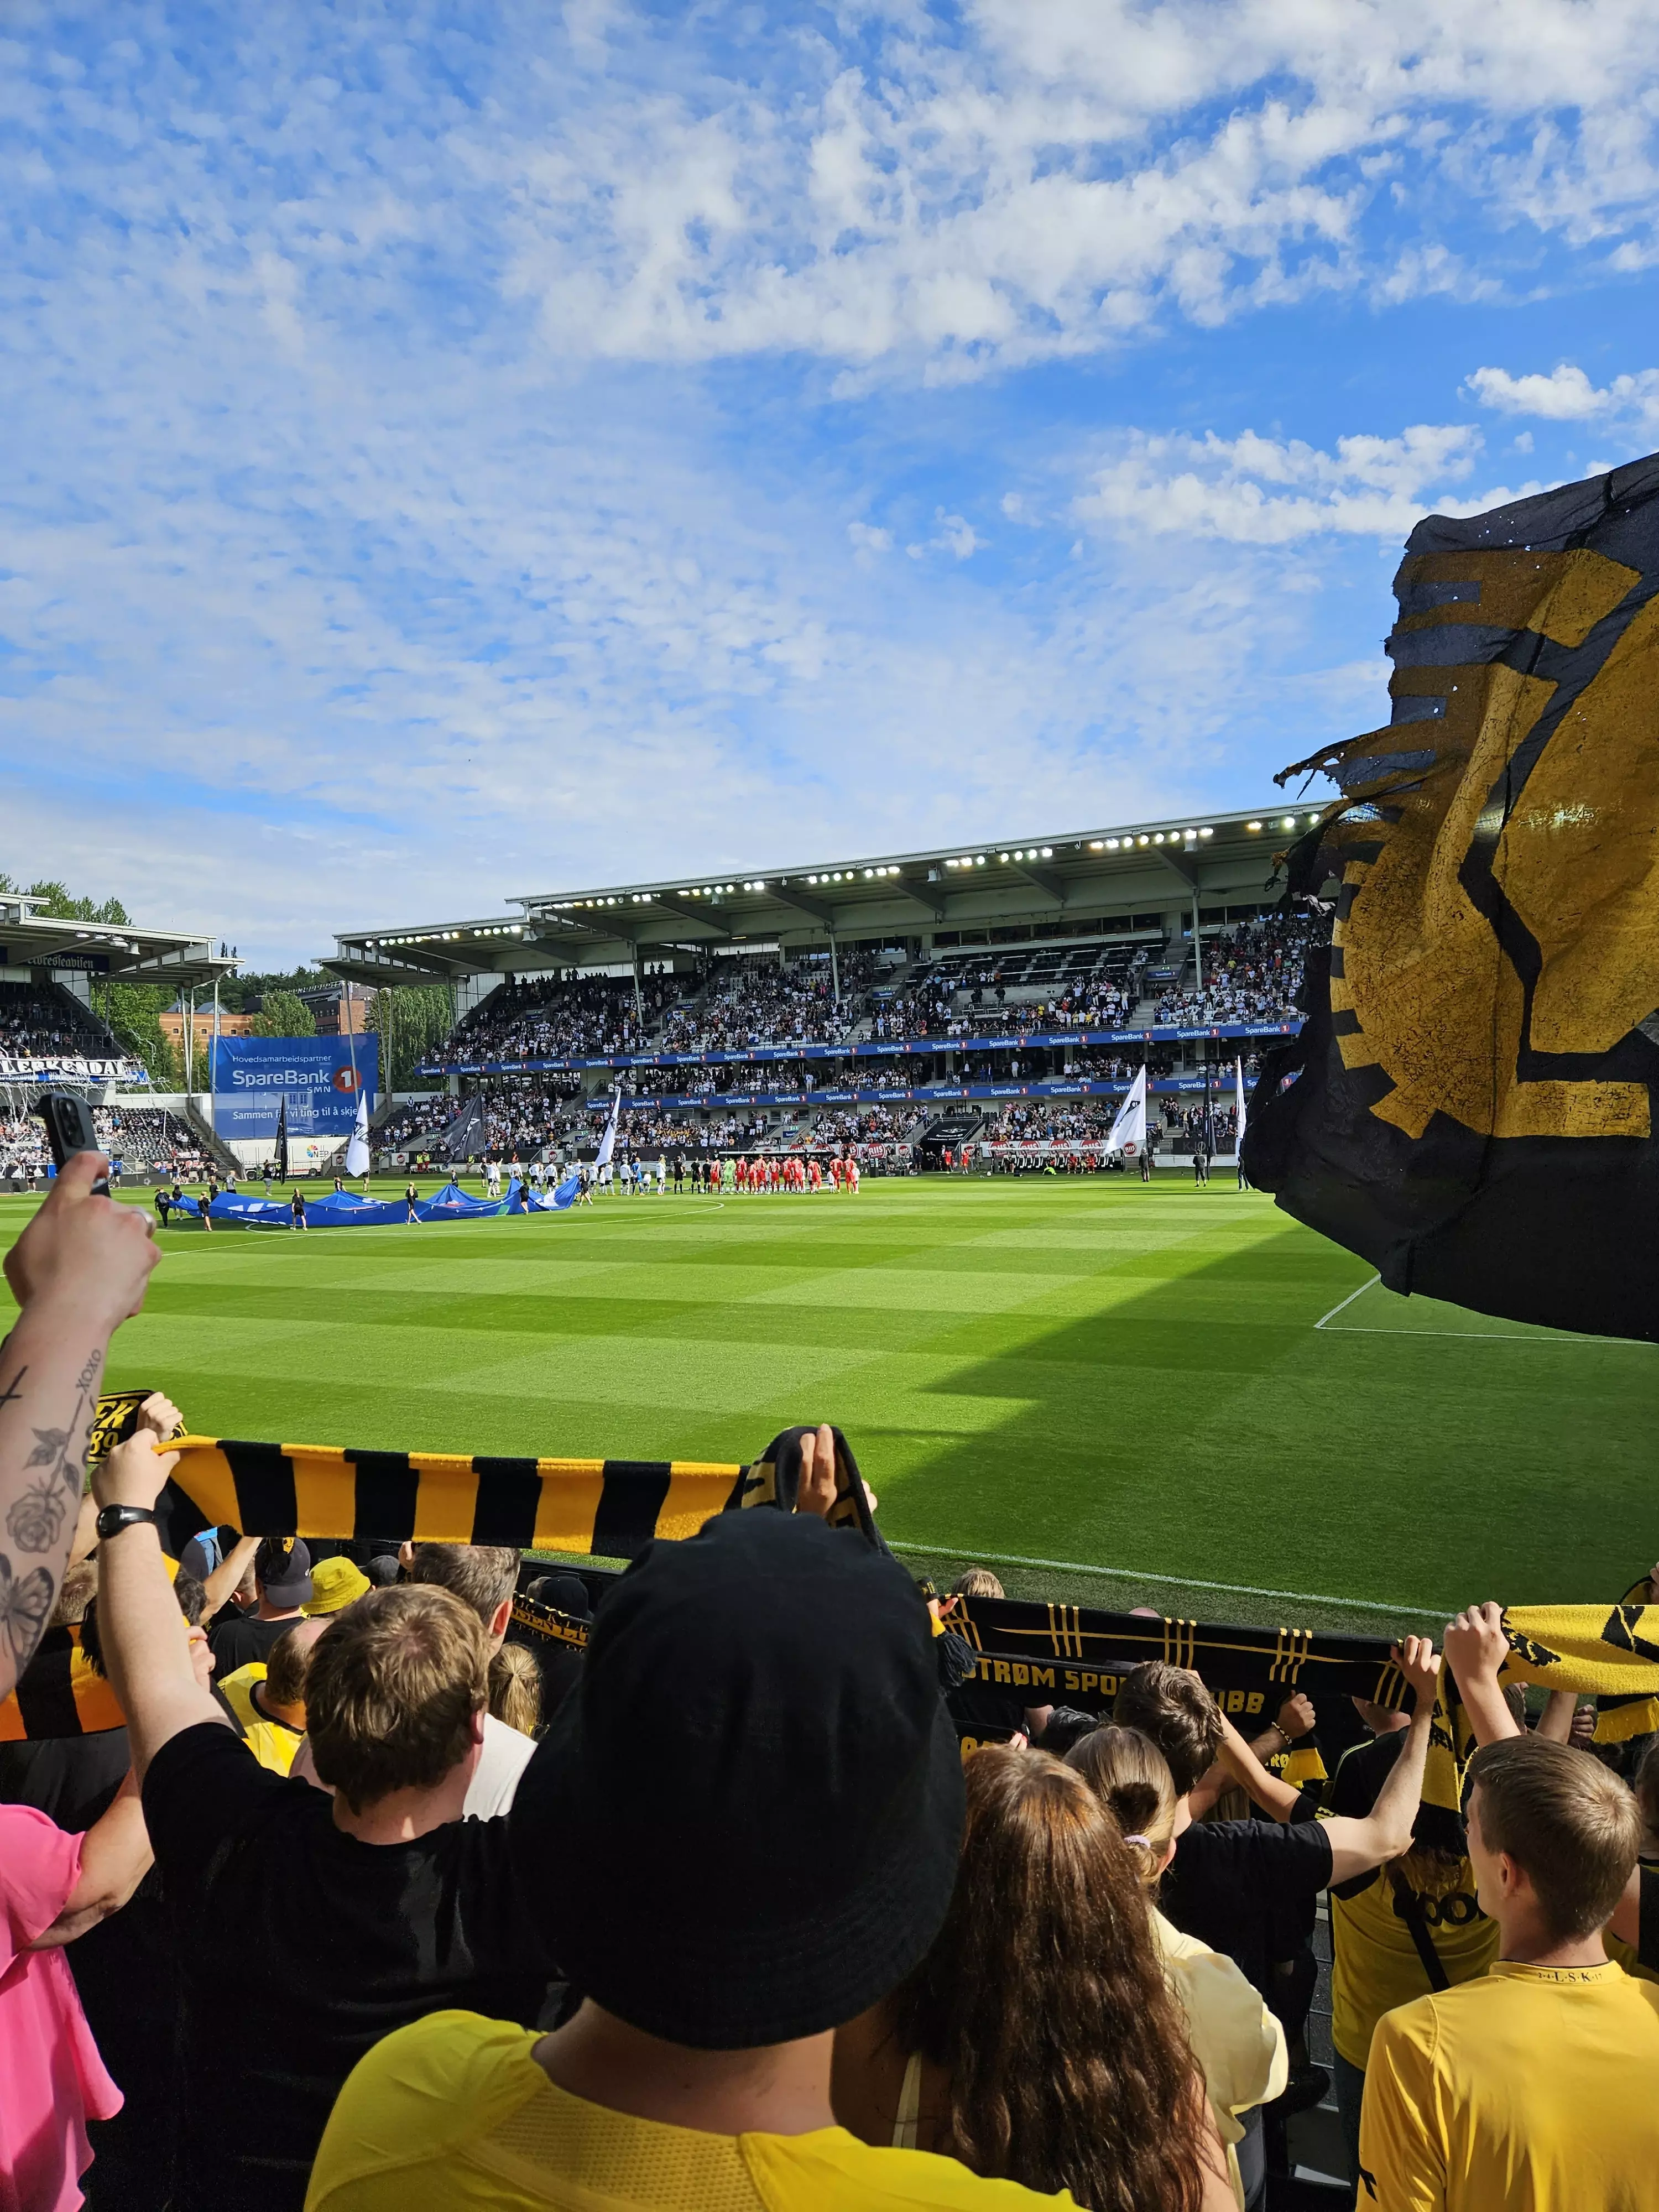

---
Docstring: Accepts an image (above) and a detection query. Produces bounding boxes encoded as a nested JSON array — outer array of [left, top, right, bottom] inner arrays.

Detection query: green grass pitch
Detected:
[[3, 1176, 1651, 1631]]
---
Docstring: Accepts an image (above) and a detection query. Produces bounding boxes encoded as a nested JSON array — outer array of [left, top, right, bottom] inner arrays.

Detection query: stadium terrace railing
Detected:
[[416, 1018, 1300, 1081]]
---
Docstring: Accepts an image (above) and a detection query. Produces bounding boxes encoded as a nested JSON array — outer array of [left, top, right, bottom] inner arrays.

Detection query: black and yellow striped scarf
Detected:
[[0, 1625, 124, 1742], [509, 1590, 591, 1652], [150, 1423, 878, 1556], [0, 1423, 874, 1740]]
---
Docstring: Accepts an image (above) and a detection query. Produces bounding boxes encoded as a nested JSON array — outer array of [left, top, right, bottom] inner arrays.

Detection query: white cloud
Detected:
[[484, 1, 1659, 376], [846, 520, 892, 554], [1465, 362, 1659, 433], [931, 510, 983, 560], [1073, 423, 1535, 544]]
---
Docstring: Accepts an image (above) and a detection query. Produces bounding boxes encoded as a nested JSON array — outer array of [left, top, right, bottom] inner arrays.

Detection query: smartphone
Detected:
[[34, 1091, 111, 1197]]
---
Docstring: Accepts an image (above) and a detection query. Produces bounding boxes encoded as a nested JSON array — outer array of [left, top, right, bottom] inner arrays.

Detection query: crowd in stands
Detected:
[[3, 1175, 1658, 2211], [984, 1102, 1123, 1145], [659, 950, 878, 1053], [0, 980, 125, 1065], [1155, 914, 1316, 1027], [2, 1107, 210, 1186], [448, 974, 686, 1065]]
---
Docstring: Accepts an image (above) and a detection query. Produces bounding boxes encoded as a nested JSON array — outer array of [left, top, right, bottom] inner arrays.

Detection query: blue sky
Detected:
[[3, 2, 1658, 966]]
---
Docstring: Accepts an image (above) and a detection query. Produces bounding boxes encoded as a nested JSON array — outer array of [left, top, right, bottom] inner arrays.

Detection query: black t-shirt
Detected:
[[208, 1612, 302, 1673], [1159, 1815, 1334, 2002], [0, 1727, 132, 1833], [143, 1721, 558, 2212]]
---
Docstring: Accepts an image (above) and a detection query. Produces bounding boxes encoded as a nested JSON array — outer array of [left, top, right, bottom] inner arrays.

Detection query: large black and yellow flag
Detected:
[[1244, 455, 1659, 1339]]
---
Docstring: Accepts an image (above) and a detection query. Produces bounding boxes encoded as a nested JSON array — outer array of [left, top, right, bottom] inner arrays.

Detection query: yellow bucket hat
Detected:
[[302, 1555, 372, 1617]]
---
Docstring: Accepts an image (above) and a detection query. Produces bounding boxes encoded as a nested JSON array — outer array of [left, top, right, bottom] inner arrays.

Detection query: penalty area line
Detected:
[[886, 1540, 1446, 1621], [1314, 1275, 1380, 1329]]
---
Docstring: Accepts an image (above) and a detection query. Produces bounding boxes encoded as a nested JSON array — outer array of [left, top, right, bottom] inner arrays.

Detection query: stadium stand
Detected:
[[330, 813, 1317, 1178]]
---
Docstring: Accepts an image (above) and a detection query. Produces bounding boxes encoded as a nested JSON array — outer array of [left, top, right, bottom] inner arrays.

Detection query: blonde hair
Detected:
[[951, 1567, 1005, 1600], [488, 1641, 542, 1739], [305, 1585, 488, 1813], [1066, 1725, 1178, 1886]]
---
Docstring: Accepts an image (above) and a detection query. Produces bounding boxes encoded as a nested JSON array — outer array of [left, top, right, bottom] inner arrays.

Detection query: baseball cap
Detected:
[[303, 1556, 371, 1616], [508, 1507, 964, 2049], [255, 1538, 313, 1609]]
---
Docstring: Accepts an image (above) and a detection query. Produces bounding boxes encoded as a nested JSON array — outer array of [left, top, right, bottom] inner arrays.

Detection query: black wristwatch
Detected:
[[95, 1504, 159, 1542]]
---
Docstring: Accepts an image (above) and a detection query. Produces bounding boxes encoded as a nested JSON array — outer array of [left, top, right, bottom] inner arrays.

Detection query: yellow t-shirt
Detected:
[[1328, 1861, 1499, 2070], [1153, 1910, 1286, 2211], [305, 2012, 1073, 2212], [217, 1663, 303, 1777], [1358, 1960, 1659, 2211]]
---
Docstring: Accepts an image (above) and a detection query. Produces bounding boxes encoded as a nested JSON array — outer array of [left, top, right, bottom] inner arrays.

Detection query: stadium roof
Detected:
[[325, 803, 1313, 985], [0, 893, 236, 991]]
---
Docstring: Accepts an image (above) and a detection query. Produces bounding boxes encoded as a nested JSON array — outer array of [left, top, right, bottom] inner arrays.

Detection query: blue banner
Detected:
[[211, 1035, 377, 1140], [416, 1019, 1297, 1081]]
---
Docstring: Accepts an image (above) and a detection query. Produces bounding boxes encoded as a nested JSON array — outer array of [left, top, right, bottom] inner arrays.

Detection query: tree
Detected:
[[92, 980, 182, 1088], [368, 984, 455, 1093], [18, 880, 130, 924], [249, 991, 316, 1039]]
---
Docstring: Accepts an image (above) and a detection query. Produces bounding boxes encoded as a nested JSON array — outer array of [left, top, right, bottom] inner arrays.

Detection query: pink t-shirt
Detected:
[[0, 1804, 123, 2212]]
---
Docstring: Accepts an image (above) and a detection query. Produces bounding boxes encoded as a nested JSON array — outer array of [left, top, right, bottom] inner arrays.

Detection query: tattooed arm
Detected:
[[0, 1154, 162, 1700]]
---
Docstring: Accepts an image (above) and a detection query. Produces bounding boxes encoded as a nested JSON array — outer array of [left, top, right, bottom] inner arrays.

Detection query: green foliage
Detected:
[[368, 984, 456, 1092], [218, 966, 330, 1014], [93, 980, 182, 1088], [0, 871, 131, 925], [249, 990, 317, 1038]]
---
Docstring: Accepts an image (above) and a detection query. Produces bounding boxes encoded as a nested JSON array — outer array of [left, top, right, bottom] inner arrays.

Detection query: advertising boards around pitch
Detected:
[[210, 1036, 375, 1142]]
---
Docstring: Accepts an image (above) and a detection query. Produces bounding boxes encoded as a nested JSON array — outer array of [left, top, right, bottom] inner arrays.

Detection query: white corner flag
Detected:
[[1106, 1065, 1148, 1156], [593, 1086, 623, 1173], [1235, 1055, 1248, 1156], [345, 1091, 371, 1180]]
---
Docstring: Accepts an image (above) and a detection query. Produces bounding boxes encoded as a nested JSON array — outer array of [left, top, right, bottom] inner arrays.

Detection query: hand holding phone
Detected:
[[34, 1091, 112, 1197]]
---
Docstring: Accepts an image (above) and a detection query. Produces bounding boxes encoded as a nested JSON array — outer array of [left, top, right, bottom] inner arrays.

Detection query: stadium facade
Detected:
[[325, 805, 1316, 996], [322, 806, 1316, 1167]]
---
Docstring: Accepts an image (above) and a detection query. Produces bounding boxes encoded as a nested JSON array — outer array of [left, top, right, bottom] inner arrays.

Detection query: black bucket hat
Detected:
[[507, 1506, 964, 2049]]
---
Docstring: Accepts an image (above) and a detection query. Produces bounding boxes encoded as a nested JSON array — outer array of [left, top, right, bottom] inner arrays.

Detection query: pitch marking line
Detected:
[[1314, 1273, 1634, 1345], [888, 1541, 1446, 1621], [1314, 1275, 1380, 1329]]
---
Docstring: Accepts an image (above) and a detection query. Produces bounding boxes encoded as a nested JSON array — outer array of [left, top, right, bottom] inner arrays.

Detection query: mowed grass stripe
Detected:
[[3, 1180, 1648, 1610]]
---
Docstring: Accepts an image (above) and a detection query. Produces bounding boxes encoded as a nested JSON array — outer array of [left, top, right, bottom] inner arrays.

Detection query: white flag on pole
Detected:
[[345, 1091, 371, 1179], [593, 1086, 623, 1172], [1105, 1065, 1148, 1156], [1235, 1056, 1248, 1157]]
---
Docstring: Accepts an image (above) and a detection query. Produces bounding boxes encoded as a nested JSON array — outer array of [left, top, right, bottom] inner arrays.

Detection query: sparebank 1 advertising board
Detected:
[[211, 1037, 375, 1140]]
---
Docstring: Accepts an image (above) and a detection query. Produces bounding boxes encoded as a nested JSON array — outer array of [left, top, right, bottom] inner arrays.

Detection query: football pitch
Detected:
[[3, 1177, 1651, 1632]]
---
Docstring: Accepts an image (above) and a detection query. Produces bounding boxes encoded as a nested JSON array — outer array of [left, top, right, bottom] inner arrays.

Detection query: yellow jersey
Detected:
[[305, 2012, 1073, 2212], [1328, 1860, 1498, 2070], [1359, 1959, 1659, 2210], [217, 1662, 303, 1777]]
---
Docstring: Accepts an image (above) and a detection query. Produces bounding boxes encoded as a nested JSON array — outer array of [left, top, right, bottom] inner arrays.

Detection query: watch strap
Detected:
[[96, 1504, 159, 1541]]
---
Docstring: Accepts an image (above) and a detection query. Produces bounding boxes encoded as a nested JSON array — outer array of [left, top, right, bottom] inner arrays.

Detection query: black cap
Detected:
[[533, 1571, 592, 1620], [254, 1537, 312, 1608], [508, 1509, 964, 2049]]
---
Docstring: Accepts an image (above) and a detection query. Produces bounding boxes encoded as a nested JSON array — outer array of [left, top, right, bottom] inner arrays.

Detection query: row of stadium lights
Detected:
[[373, 925, 524, 946], [375, 815, 1324, 944]]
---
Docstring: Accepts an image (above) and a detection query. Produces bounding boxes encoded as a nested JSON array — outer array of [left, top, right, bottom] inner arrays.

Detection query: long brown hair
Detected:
[[888, 1746, 1211, 2212]]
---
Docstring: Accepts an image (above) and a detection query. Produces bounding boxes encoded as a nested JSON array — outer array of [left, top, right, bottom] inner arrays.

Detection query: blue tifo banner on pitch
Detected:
[[211, 1036, 376, 1140]]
